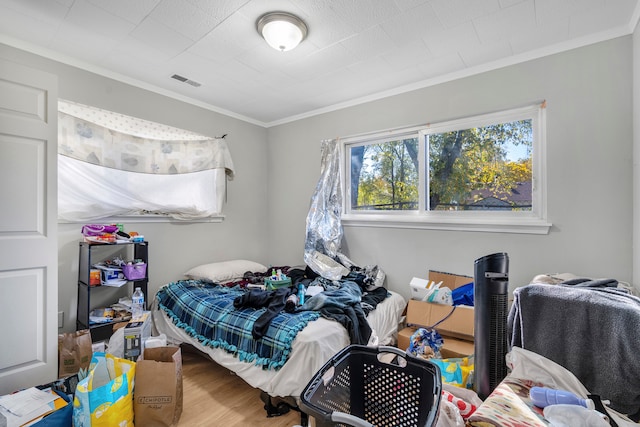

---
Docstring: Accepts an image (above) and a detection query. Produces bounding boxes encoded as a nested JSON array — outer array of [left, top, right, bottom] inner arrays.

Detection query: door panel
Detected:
[[0, 269, 44, 370], [0, 134, 43, 232], [0, 58, 58, 394]]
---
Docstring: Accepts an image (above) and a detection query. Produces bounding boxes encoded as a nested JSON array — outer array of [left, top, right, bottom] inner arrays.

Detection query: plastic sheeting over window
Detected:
[[57, 100, 234, 222], [304, 139, 347, 279]]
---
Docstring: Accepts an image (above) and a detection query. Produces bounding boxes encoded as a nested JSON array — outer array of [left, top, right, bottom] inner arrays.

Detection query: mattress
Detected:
[[152, 289, 406, 399]]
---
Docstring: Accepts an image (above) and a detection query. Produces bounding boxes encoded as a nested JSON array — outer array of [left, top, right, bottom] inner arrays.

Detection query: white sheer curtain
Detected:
[[57, 100, 234, 222]]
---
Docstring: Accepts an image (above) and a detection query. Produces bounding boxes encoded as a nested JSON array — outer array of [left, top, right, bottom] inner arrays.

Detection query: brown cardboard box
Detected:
[[399, 270, 475, 357], [440, 336, 474, 358], [409, 270, 473, 301], [405, 300, 474, 340], [398, 326, 414, 351], [398, 326, 474, 358], [405, 270, 474, 339], [428, 270, 473, 290]]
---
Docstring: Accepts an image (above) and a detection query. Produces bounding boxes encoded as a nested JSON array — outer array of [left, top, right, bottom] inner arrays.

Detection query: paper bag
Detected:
[[134, 346, 183, 427], [58, 329, 92, 378], [73, 352, 136, 427]]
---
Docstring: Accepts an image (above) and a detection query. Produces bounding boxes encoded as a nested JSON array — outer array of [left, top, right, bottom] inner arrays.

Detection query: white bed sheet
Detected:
[[152, 290, 406, 399]]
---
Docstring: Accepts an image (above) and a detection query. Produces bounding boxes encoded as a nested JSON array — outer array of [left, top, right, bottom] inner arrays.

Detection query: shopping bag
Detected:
[[431, 356, 475, 389], [72, 352, 135, 427], [58, 329, 92, 378], [33, 389, 73, 427], [134, 346, 183, 427]]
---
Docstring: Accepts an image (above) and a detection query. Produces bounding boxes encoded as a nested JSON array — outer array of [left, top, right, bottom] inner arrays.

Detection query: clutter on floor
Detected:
[[0, 310, 182, 427]]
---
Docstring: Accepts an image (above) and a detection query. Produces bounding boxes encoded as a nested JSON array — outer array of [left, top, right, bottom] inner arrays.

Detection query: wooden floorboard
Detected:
[[178, 346, 304, 426]]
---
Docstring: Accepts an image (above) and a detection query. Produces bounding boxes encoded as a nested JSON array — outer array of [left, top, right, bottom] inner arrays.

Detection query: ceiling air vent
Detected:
[[171, 74, 201, 88]]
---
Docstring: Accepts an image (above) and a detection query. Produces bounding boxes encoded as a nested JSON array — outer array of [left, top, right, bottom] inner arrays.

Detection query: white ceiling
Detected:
[[0, 0, 638, 126]]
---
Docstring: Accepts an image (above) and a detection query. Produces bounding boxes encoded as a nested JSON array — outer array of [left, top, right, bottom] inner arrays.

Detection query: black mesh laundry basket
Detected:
[[300, 345, 441, 427]]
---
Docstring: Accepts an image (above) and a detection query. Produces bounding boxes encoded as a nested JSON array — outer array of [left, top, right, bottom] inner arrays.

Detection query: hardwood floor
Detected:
[[178, 346, 305, 426]]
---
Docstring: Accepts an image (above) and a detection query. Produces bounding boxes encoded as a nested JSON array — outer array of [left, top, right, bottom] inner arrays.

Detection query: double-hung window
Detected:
[[341, 103, 550, 234]]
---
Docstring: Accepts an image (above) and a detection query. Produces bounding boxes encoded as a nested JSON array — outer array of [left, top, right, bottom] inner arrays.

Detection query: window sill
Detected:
[[341, 213, 551, 234], [58, 214, 225, 224]]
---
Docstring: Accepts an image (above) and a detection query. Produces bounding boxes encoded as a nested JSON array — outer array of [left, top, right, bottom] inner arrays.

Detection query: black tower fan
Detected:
[[473, 252, 509, 400]]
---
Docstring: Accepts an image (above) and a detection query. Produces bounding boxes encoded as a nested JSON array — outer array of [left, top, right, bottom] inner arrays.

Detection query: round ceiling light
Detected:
[[257, 12, 308, 52]]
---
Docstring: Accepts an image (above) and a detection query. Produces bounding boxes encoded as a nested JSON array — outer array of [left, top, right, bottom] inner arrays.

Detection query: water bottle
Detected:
[[529, 386, 594, 409], [298, 283, 305, 305], [132, 287, 144, 320]]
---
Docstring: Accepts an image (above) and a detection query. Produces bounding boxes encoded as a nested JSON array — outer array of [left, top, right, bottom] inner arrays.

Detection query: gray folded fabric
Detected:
[[560, 277, 620, 288]]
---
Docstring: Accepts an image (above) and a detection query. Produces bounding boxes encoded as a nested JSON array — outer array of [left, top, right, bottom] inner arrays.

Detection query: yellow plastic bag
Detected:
[[72, 352, 135, 427], [431, 356, 474, 389]]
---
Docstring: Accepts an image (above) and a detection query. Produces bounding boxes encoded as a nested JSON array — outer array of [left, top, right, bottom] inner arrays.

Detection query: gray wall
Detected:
[[1, 43, 270, 332], [268, 36, 634, 300]]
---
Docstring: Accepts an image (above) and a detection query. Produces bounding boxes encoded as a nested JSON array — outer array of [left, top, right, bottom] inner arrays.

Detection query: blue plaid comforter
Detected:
[[156, 280, 320, 370]]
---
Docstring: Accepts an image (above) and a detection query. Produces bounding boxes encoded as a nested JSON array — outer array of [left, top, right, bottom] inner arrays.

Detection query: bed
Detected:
[[150, 260, 407, 401]]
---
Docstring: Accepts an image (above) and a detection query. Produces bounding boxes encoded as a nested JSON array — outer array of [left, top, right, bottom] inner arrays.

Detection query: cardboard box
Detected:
[[124, 311, 151, 361], [405, 300, 474, 340], [440, 336, 474, 359], [398, 326, 414, 351], [410, 270, 473, 301], [405, 270, 474, 338], [428, 270, 473, 290], [400, 270, 475, 358], [398, 327, 474, 357], [96, 265, 125, 285], [89, 269, 101, 286]]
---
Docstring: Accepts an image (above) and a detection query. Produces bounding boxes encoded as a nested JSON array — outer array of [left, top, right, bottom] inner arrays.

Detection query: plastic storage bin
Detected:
[[122, 263, 147, 280], [265, 277, 292, 290], [300, 345, 442, 427]]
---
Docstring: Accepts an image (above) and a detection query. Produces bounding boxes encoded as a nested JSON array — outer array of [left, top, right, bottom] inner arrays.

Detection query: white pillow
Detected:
[[184, 259, 268, 283]]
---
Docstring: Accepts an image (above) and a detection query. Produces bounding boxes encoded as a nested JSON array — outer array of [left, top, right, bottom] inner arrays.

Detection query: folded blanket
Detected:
[[508, 283, 640, 416]]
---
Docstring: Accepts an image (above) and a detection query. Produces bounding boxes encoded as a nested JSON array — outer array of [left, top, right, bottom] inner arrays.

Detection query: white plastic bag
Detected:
[[507, 347, 637, 427], [107, 326, 124, 358], [305, 250, 349, 280], [422, 281, 453, 305], [435, 399, 466, 427], [543, 405, 609, 427], [145, 333, 167, 349]]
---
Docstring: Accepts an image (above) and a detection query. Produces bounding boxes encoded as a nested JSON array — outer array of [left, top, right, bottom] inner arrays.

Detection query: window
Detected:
[[57, 100, 235, 223], [342, 103, 550, 234]]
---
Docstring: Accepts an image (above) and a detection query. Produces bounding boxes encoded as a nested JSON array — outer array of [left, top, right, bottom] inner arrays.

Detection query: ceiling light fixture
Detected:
[[257, 12, 308, 52]]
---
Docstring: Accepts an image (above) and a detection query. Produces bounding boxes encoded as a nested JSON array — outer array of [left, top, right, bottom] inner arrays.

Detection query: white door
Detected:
[[0, 58, 58, 394]]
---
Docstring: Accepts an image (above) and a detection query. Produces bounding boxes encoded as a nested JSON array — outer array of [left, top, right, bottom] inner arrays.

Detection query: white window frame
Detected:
[[340, 103, 551, 234]]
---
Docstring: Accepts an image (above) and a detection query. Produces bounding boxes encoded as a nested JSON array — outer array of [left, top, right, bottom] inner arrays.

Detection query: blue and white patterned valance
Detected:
[[57, 100, 234, 221], [58, 100, 234, 177]]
